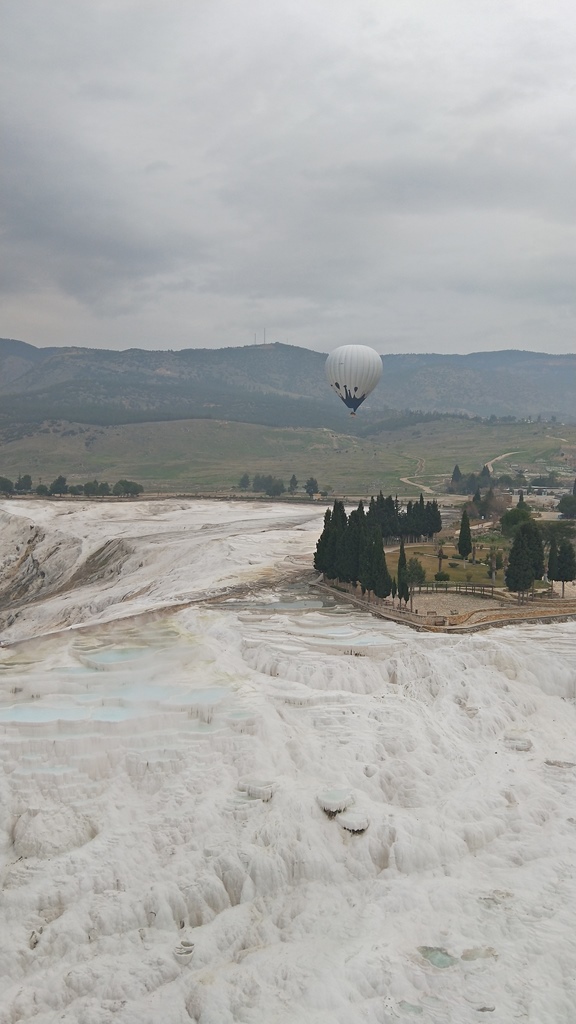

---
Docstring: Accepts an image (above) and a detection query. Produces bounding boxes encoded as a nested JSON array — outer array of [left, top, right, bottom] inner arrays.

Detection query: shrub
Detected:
[[448, 561, 459, 568], [435, 571, 450, 581]]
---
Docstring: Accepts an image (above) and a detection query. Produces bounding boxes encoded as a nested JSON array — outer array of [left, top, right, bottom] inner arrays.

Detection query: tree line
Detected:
[[239, 473, 320, 497], [450, 463, 576, 518], [365, 491, 442, 543], [0, 474, 143, 497]]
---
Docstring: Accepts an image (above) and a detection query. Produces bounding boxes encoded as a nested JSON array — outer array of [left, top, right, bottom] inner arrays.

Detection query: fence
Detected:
[[417, 582, 495, 597]]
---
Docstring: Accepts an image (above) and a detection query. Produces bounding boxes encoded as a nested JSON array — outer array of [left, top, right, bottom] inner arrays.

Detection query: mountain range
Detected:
[[1, 338, 574, 429]]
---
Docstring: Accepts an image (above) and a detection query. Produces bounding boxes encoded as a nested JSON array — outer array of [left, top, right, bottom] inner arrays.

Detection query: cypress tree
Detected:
[[557, 540, 576, 597], [314, 508, 331, 573], [482, 486, 495, 517], [324, 500, 347, 580], [505, 531, 534, 603], [516, 520, 545, 596], [399, 571, 410, 608], [397, 540, 408, 607], [405, 557, 426, 612], [397, 537, 406, 575], [404, 501, 413, 540], [359, 524, 378, 596], [424, 499, 442, 538], [372, 537, 392, 600], [413, 493, 426, 538], [458, 509, 472, 560], [366, 495, 378, 532], [548, 534, 559, 590], [369, 491, 384, 535], [343, 503, 366, 585], [382, 495, 399, 541]]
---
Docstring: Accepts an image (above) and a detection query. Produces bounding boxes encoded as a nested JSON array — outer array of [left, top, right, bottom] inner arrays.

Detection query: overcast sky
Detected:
[[2, 0, 576, 355]]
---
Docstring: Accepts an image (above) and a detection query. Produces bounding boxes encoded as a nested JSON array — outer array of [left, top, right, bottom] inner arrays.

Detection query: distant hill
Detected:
[[375, 350, 576, 423], [1, 339, 575, 427]]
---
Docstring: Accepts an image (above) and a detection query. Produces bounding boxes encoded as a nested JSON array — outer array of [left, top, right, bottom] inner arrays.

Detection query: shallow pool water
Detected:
[[417, 946, 459, 969], [0, 705, 88, 723], [0, 615, 204, 725], [80, 647, 150, 666]]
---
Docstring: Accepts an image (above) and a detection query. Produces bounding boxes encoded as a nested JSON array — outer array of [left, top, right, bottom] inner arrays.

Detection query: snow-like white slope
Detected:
[[0, 499, 323, 643], [1, 500, 576, 1023]]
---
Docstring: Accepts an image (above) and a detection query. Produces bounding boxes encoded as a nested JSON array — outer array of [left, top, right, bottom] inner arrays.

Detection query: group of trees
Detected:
[[0, 474, 33, 494], [315, 500, 393, 599], [0, 474, 143, 497], [546, 535, 576, 597], [467, 485, 506, 520], [499, 496, 534, 537], [457, 497, 576, 600], [448, 462, 534, 507], [530, 471, 560, 488], [448, 463, 531, 522], [72, 478, 143, 496], [314, 499, 430, 610], [505, 520, 576, 601], [364, 492, 442, 543], [558, 493, 576, 519], [451, 463, 576, 520], [239, 473, 320, 497], [493, 490, 576, 600], [448, 463, 493, 495], [504, 520, 545, 603]]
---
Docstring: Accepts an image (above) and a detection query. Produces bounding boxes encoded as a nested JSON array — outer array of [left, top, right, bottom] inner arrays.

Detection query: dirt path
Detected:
[[486, 450, 522, 474], [399, 457, 435, 493], [399, 479, 435, 493]]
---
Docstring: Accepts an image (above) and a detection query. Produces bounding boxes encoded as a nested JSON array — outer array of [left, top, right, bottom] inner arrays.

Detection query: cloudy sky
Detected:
[[2, 0, 576, 355]]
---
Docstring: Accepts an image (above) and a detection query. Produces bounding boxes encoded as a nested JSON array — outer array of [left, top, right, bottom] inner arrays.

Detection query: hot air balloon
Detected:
[[325, 345, 382, 414]]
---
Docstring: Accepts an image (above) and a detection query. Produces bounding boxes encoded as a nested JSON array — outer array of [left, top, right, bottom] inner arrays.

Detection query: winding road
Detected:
[[485, 450, 522, 474], [400, 457, 435, 493]]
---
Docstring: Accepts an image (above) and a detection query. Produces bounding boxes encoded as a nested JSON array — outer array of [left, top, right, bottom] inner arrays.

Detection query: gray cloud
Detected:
[[1, 0, 576, 353]]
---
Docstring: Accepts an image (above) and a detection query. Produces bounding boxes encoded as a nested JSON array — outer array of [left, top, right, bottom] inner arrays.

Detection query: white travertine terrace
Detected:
[[1, 499, 576, 1023]]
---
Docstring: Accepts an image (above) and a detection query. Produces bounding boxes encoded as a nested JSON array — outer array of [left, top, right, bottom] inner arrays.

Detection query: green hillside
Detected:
[[1, 416, 575, 496]]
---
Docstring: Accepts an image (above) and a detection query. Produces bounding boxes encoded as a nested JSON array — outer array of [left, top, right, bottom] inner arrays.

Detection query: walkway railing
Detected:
[[417, 582, 495, 597]]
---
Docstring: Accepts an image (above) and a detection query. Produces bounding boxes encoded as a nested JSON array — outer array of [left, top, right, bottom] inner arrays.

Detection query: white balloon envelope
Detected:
[[325, 345, 383, 414]]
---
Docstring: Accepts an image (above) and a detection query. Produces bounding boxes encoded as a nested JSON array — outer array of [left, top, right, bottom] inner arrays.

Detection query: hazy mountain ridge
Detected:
[[0, 341, 325, 399], [1, 339, 574, 426]]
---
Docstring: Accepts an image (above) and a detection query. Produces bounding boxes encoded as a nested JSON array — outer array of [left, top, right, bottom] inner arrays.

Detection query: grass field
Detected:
[[0, 416, 575, 497], [403, 541, 503, 587]]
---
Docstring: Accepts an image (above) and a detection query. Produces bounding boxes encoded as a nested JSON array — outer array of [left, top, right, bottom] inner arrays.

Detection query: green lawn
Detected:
[[400, 541, 503, 587]]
